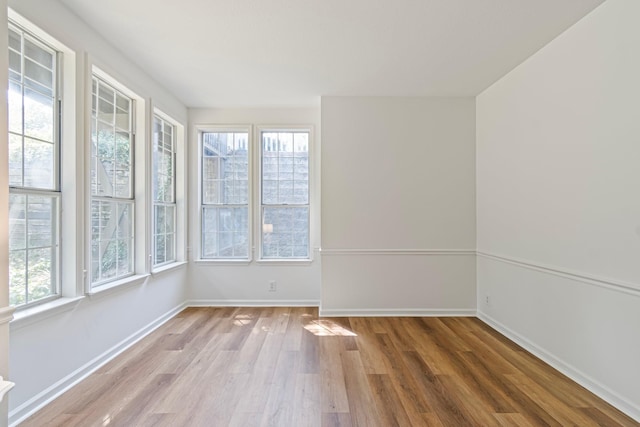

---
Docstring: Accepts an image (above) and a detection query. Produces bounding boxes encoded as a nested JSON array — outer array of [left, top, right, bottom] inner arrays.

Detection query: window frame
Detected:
[[256, 126, 312, 262], [86, 66, 147, 293], [197, 125, 253, 262], [7, 20, 63, 309], [151, 110, 178, 268]]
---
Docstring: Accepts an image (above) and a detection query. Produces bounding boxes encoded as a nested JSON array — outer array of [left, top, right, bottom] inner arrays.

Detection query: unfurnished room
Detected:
[[0, 0, 639, 426]]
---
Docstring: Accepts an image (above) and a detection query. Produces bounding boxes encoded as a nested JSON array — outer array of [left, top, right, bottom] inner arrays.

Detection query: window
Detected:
[[152, 114, 177, 266], [200, 129, 250, 259], [8, 23, 61, 308], [197, 126, 312, 262], [260, 130, 310, 259], [90, 76, 135, 286]]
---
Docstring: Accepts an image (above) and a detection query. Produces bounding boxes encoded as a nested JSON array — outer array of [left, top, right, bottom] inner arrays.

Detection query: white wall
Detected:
[[321, 97, 476, 315], [7, 1, 189, 424], [476, 0, 640, 420], [187, 108, 321, 305]]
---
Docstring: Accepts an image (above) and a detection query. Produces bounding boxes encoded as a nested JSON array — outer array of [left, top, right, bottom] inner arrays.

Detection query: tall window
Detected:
[[8, 24, 60, 307], [90, 76, 135, 286], [200, 130, 249, 259], [260, 130, 310, 259], [152, 114, 176, 266]]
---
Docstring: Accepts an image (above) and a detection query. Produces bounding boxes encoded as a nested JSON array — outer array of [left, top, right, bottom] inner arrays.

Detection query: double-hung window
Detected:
[[260, 129, 310, 259], [90, 76, 135, 286], [152, 114, 177, 266], [8, 23, 61, 308], [200, 129, 250, 259], [198, 126, 311, 262]]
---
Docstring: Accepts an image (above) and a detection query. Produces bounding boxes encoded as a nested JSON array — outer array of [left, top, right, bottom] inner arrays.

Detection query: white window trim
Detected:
[[255, 125, 314, 263], [196, 124, 253, 262], [151, 107, 186, 273], [86, 65, 147, 293], [8, 10, 82, 313]]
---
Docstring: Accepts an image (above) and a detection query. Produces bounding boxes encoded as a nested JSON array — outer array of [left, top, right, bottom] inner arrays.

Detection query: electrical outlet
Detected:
[[268, 280, 277, 292], [485, 295, 490, 305]]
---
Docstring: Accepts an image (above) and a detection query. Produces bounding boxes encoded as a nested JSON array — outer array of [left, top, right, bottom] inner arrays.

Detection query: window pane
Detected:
[[262, 206, 309, 259], [8, 25, 61, 308], [24, 137, 54, 189], [28, 247, 54, 302], [262, 131, 309, 205], [91, 200, 134, 284], [153, 115, 178, 266], [202, 132, 248, 205], [8, 134, 23, 187], [260, 130, 310, 260], [9, 193, 59, 307], [91, 77, 133, 201], [202, 206, 248, 258], [9, 250, 27, 306], [8, 81, 23, 134]]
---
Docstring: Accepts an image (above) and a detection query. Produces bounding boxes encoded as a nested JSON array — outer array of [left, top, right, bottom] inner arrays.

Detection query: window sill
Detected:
[[194, 259, 252, 266], [87, 274, 150, 299], [152, 261, 188, 276], [256, 259, 314, 266], [11, 296, 85, 331]]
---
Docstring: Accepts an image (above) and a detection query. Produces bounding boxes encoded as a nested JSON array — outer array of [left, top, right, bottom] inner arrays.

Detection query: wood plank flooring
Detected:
[[21, 307, 638, 426]]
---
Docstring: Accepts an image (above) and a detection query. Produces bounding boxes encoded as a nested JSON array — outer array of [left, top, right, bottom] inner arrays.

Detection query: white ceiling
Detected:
[[59, 0, 604, 108]]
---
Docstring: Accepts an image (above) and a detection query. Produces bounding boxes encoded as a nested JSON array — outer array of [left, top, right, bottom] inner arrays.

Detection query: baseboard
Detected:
[[319, 308, 477, 317], [9, 302, 187, 427], [477, 311, 640, 423], [186, 299, 321, 308]]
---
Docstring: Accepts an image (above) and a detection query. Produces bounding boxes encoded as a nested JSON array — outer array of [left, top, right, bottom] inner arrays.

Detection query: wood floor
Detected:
[[22, 307, 638, 426]]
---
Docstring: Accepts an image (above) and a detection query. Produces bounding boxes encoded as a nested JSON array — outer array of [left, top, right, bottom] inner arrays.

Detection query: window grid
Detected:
[[153, 115, 177, 266], [8, 23, 61, 308], [261, 131, 310, 260], [90, 76, 135, 286], [201, 131, 249, 259]]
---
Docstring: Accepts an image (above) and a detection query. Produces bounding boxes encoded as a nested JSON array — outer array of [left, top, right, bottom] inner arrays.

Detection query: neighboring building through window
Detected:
[[200, 130, 250, 259], [8, 23, 61, 307], [152, 114, 177, 266], [90, 76, 135, 286], [260, 130, 310, 259]]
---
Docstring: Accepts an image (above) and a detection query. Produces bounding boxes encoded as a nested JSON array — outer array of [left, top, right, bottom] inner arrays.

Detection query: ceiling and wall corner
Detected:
[[57, 0, 604, 107]]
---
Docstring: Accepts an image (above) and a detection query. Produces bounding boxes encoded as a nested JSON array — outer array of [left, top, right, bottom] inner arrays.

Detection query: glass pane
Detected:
[[91, 200, 134, 284], [28, 247, 54, 302], [98, 96, 114, 124], [201, 207, 248, 258], [24, 58, 53, 89], [24, 87, 55, 142], [8, 28, 21, 52], [24, 38, 53, 69], [155, 235, 166, 265], [165, 233, 175, 262], [155, 205, 166, 235], [261, 131, 309, 205], [262, 207, 309, 259], [9, 250, 27, 306], [8, 134, 23, 187], [115, 108, 129, 131], [28, 196, 53, 248], [8, 81, 23, 134], [24, 138, 54, 189], [9, 194, 27, 250], [201, 132, 248, 206]]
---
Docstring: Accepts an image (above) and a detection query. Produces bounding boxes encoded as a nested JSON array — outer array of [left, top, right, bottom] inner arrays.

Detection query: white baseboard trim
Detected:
[[186, 299, 321, 308], [9, 302, 187, 427], [320, 248, 476, 256], [319, 308, 477, 317], [478, 311, 640, 423]]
